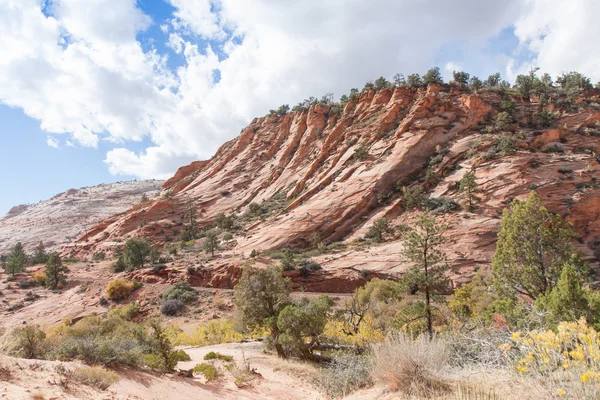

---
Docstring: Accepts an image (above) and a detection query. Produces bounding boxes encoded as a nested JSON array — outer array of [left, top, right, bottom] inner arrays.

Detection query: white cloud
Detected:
[[2, 0, 599, 180], [46, 136, 60, 149], [444, 61, 463, 81], [167, 0, 225, 40], [510, 0, 600, 81]]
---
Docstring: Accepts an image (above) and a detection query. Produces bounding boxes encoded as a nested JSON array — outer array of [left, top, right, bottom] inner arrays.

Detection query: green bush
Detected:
[[203, 351, 233, 362], [160, 299, 185, 316], [109, 255, 127, 273], [353, 144, 369, 161], [107, 302, 140, 320], [8, 325, 46, 359], [494, 111, 514, 132], [215, 213, 235, 230], [172, 349, 192, 362], [400, 185, 424, 211], [426, 197, 459, 213], [193, 363, 220, 381], [92, 252, 106, 261], [366, 218, 394, 242], [162, 281, 197, 304]]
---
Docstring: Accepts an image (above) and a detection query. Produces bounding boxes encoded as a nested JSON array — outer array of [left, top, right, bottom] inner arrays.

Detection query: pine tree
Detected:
[[402, 211, 449, 338], [44, 253, 67, 290], [458, 171, 481, 211], [203, 230, 219, 257], [31, 241, 48, 265], [6, 242, 27, 275], [180, 198, 199, 241], [123, 238, 152, 270], [492, 191, 587, 300], [536, 264, 589, 324]]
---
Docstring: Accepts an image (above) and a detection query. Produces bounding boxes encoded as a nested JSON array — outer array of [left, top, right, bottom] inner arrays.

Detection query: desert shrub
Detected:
[[279, 250, 297, 271], [8, 325, 46, 359], [92, 252, 106, 261], [506, 319, 600, 399], [400, 185, 424, 211], [214, 213, 235, 230], [168, 319, 248, 347], [494, 111, 514, 132], [366, 218, 394, 242], [18, 279, 32, 289], [109, 255, 127, 273], [33, 271, 47, 286], [160, 299, 185, 316], [123, 238, 152, 271], [49, 333, 144, 367], [335, 278, 404, 338], [143, 319, 181, 372], [193, 363, 220, 381], [442, 326, 511, 368], [353, 143, 369, 161], [426, 197, 459, 213], [543, 143, 565, 153], [314, 353, 373, 399], [172, 349, 191, 362], [107, 302, 140, 321], [71, 365, 119, 390], [105, 279, 135, 301], [246, 202, 265, 217], [162, 281, 197, 304], [203, 351, 233, 362], [372, 333, 450, 397], [297, 259, 322, 278]]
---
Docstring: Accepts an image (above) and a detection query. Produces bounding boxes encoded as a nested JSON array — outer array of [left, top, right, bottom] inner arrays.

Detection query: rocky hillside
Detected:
[[67, 84, 600, 290], [0, 180, 163, 253]]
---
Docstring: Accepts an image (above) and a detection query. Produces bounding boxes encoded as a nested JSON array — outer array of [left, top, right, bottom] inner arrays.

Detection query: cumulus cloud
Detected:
[[1, 0, 598, 180], [46, 136, 60, 149], [509, 0, 600, 80]]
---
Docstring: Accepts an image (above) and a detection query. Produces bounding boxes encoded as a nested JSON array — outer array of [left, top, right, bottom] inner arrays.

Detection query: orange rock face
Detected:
[[69, 86, 600, 291]]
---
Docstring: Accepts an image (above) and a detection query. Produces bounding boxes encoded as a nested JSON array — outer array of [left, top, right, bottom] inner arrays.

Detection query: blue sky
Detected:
[[0, 0, 597, 215]]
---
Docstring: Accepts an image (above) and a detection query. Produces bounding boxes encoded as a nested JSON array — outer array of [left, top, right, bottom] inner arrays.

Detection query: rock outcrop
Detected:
[[68, 85, 600, 291], [0, 180, 164, 253]]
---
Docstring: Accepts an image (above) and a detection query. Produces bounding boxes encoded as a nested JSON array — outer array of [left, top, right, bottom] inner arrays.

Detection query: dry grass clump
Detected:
[[372, 333, 451, 398], [314, 353, 373, 399], [71, 365, 119, 390]]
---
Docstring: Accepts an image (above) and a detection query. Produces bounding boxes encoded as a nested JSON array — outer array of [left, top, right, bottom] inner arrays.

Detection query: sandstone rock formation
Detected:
[[69, 85, 600, 290], [0, 180, 163, 253]]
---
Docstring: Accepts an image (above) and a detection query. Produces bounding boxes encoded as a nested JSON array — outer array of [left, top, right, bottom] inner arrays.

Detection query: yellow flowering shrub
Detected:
[[322, 315, 385, 347], [507, 319, 600, 398], [167, 319, 265, 346]]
